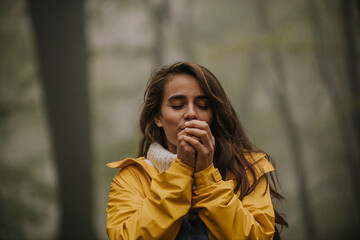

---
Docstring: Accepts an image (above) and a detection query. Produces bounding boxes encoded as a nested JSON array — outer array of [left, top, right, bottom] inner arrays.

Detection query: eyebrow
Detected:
[[167, 94, 209, 101]]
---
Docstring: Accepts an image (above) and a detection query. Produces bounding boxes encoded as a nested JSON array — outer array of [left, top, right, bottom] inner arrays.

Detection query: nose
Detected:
[[184, 104, 198, 121]]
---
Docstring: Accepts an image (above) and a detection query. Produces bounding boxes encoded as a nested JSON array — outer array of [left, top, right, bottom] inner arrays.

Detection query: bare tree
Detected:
[[141, 0, 170, 67], [178, 0, 195, 61], [239, 52, 259, 117], [340, 0, 360, 214], [253, 0, 316, 238], [306, 0, 360, 220], [27, 1, 97, 239]]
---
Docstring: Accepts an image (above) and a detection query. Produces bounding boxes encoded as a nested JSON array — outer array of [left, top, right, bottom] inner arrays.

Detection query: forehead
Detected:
[[163, 74, 205, 98]]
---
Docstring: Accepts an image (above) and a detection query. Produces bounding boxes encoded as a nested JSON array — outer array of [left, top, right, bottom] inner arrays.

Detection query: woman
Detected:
[[106, 61, 287, 239]]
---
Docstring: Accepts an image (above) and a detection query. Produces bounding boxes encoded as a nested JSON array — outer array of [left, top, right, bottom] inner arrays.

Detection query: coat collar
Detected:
[[106, 157, 159, 179]]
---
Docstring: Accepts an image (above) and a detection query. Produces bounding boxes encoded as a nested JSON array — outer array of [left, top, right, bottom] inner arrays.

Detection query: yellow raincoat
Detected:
[[106, 152, 275, 240]]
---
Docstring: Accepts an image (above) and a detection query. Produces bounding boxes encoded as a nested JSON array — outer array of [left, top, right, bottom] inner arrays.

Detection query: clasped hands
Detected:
[[177, 120, 215, 172]]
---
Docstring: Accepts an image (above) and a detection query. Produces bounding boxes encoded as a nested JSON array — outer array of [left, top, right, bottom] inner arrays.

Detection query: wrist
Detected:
[[195, 159, 213, 172]]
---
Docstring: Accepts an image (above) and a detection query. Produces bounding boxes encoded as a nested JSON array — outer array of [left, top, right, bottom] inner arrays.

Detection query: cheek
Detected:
[[162, 110, 181, 126], [200, 111, 213, 124], [162, 117, 179, 142], [208, 112, 213, 124]]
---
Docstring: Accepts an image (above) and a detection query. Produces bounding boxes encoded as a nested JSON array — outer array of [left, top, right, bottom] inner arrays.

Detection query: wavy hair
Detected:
[[138, 61, 288, 238]]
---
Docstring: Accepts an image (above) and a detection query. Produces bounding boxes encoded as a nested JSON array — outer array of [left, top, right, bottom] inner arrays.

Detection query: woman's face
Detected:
[[155, 74, 213, 154]]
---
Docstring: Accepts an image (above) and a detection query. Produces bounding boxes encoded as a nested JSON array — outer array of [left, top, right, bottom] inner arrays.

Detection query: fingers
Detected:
[[178, 130, 196, 153], [184, 120, 215, 148], [178, 120, 215, 172], [183, 134, 213, 157], [177, 129, 196, 168], [183, 131, 213, 172], [184, 128, 213, 150], [184, 119, 210, 131], [182, 120, 215, 172]]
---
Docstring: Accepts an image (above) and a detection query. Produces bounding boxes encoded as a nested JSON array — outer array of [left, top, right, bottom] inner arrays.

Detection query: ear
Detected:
[[154, 116, 163, 127]]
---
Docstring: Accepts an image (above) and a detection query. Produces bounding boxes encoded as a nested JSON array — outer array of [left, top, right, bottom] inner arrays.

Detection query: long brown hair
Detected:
[[138, 61, 288, 238]]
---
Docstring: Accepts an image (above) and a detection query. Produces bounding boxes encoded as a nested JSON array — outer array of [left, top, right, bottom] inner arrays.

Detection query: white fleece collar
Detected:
[[146, 142, 177, 173]]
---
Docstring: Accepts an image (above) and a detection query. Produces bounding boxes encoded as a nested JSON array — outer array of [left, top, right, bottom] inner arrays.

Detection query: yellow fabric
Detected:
[[106, 153, 275, 240]]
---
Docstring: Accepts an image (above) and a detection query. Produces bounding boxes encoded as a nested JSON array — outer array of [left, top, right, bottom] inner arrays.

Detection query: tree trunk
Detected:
[[179, 0, 195, 61], [254, 0, 317, 238], [270, 50, 316, 240], [306, 0, 360, 219], [142, 0, 170, 67], [340, 0, 360, 215], [27, 1, 97, 239]]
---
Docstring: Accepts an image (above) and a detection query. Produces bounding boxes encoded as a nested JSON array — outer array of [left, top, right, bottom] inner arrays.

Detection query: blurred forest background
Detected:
[[0, 0, 359, 239]]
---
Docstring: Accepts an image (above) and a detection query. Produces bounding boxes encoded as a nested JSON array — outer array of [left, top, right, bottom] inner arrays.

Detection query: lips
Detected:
[[178, 124, 185, 131]]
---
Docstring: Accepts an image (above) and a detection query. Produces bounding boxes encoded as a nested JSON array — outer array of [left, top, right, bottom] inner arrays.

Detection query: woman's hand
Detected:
[[177, 129, 197, 169], [182, 120, 215, 172]]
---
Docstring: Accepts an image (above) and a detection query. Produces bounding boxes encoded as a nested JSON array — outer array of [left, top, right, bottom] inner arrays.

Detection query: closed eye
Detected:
[[197, 104, 209, 110], [196, 98, 210, 110], [171, 105, 183, 110]]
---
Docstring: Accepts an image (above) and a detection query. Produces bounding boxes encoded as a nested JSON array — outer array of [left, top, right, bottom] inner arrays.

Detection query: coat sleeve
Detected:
[[106, 159, 194, 240], [192, 162, 275, 240]]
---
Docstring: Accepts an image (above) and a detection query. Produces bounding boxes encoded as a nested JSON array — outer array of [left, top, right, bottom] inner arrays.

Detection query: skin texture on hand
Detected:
[[177, 128, 197, 169], [177, 120, 215, 172]]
